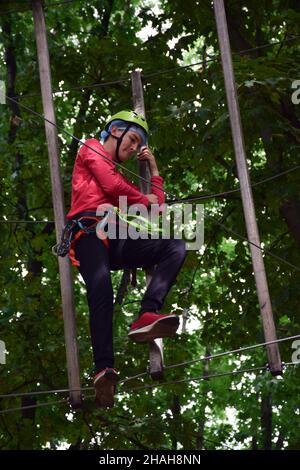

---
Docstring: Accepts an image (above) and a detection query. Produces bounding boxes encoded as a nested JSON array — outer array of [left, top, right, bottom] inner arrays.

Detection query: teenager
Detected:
[[67, 111, 186, 407]]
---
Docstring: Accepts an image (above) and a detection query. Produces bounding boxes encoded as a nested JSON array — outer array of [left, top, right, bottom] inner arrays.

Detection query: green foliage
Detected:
[[1, 0, 300, 450]]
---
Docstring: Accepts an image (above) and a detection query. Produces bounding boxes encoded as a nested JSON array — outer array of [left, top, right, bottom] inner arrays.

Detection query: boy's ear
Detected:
[[110, 125, 119, 136]]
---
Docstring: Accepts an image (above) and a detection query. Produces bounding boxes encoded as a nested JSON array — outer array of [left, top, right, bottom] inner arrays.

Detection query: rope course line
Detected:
[[2, 160, 300, 226], [0, 215, 299, 272], [0, 387, 89, 400], [0, 395, 251, 451], [0, 397, 70, 415], [1, 333, 299, 400], [13, 78, 130, 101], [2, 94, 300, 273], [162, 333, 300, 372], [121, 362, 300, 394], [141, 35, 300, 80], [5, 96, 300, 211], [122, 365, 269, 393], [0, 394, 96, 416], [1, 5, 299, 435], [205, 215, 300, 272], [2, 62, 300, 405], [168, 164, 300, 205], [5, 94, 174, 195], [2, 95, 300, 209], [8, 35, 300, 100], [2, 362, 299, 414], [43, 0, 79, 7], [2, 162, 300, 220], [2, 215, 300, 276], [0, 220, 54, 224], [1, 397, 233, 450]]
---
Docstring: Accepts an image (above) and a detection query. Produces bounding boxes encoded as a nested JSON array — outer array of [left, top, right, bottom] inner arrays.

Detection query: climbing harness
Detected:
[[52, 206, 163, 267], [52, 211, 111, 267]]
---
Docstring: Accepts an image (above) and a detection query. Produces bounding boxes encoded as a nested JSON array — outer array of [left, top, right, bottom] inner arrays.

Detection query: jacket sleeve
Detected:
[[150, 175, 165, 206], [81, 142, 150, 207]]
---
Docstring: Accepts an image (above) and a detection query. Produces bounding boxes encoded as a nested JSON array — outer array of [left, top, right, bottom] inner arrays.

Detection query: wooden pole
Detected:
[[213, 0, 282, 375], [131, 70, 164, 379], [32, 0, 82, 406]]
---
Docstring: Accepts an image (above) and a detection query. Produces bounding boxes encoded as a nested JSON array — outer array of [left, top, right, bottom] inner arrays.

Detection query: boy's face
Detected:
[[111, 127, 142, 161]]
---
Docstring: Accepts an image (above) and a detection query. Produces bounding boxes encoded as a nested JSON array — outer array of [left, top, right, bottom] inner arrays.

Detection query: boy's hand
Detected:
[[137, 146, 159, 176], [145, 194, 158, 204], [137, 146, 155, 163]]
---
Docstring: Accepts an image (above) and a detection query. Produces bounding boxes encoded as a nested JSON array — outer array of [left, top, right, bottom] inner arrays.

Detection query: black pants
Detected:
[[75, 234, 186, 373]]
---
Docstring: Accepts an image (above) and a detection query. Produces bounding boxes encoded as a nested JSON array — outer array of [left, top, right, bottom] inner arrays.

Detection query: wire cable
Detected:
[[2, 363, 299, 415], [10, 35, 300, 101], [15, 78, 129, 100], [4, 96, 300, 274], [122, 365, 268, 393], [5, 95, 300, 212], [5, 95, 169, 196], [0, 397, 69, 415], [122, 361, 300, 394], [142, 35, 300, 80], [2, 162, 300, 220], [1, 333, 299, 399], [205, 214, 300, 272], [3, 216, 299, 274], [0, 220, 54, 224], [5, 90, 300, 209], [0, 393, 96, 416], [2, 160, 300, 227], [163, 334, 300, 372], [167, 164, 300, 205], [1, 213, 299, 271], [0, 387, 88, 400]]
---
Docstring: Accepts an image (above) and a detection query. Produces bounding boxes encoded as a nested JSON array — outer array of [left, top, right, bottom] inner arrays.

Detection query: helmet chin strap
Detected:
[[110, 123, 132, 163]]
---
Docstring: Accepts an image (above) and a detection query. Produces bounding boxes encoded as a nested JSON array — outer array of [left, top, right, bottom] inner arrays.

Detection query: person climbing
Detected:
[[66, 110, 186, 407]]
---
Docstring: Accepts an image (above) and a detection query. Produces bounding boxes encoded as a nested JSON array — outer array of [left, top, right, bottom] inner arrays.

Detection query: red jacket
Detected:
[[67, 139, 165, 219]]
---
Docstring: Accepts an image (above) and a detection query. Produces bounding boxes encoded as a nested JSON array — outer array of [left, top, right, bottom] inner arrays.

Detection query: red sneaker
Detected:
[[128, 312, 180, 343], [93, 368, 119, 408]]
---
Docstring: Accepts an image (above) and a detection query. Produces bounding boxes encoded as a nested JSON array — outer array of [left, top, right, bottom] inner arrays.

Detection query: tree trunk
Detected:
[[171, 394, 181, 450], [251, 435, 258, 450], [196, 348, 210, 450], [275, 430, 284, 450], [261, 392, 272, 450]]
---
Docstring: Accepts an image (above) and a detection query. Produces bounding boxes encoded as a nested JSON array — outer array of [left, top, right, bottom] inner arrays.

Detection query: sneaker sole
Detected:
[[94, 371, 119, 408], [128, 315, 180, 343]]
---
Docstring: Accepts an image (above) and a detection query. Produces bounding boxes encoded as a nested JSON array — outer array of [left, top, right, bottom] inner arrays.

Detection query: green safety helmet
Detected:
[[105, 110, 149, 135], [102, 110, 149, 162]]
